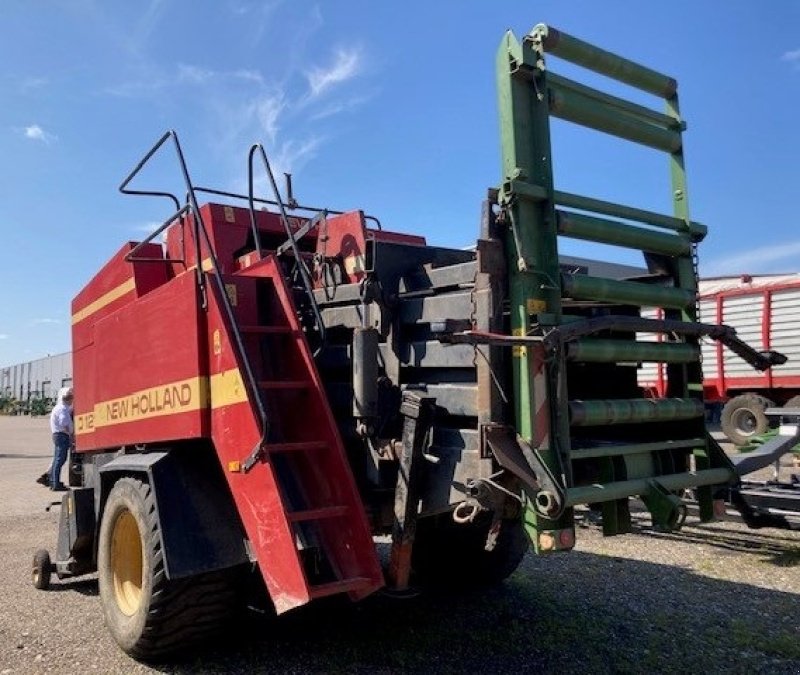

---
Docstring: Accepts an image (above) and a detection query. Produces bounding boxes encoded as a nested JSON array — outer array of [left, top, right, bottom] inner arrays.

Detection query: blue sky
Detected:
[[1, 1, 798, 366]]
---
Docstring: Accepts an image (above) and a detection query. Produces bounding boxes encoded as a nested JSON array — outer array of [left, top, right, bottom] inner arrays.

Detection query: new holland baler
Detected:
[[32, 24, 781, 660]]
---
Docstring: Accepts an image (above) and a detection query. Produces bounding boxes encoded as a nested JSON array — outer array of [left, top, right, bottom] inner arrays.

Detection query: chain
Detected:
[[692, 240, 700, 322], [691, 240, 704, 366], [469, 268, 478, 369]]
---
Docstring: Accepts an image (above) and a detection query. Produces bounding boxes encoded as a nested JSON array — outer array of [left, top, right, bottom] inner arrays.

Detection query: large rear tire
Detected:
[[98, 477, 241, 661], [411, 512, 529, 588], [721, 394, 774, 446]]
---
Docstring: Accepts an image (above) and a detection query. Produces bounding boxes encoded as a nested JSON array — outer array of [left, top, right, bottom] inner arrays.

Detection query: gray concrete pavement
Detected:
[[0, 416, 61, 517]]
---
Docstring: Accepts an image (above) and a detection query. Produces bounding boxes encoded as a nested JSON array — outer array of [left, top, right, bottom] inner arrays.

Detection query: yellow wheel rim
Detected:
[[110, 510, 143, 616]]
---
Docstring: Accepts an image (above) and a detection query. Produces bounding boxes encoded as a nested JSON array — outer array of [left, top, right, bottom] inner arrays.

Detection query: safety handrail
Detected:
[[247, 143, 326, 351], [124, 203, 192, 264], [119, 130, 270, 453], [193, 185, 383, 230]]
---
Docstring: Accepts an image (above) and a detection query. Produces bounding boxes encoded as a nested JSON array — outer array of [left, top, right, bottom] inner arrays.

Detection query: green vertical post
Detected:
[[667, 92, 714, 520], [496, 31, 572, 548]]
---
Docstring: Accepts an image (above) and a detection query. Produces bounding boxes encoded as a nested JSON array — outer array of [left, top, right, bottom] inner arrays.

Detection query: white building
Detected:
[[0, 352, 72, 401]]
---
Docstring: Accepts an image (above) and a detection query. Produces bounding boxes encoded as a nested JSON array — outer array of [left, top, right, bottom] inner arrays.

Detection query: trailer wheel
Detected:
[[721, 394, 774, 445], [783, 395, 800, 411], [98, 477, 241, 661], [411, 512, 528, 588], [32, 549, 52, 590]]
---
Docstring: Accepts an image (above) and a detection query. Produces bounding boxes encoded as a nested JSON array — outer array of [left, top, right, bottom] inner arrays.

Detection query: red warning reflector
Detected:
[[558, 528, 575, 549]]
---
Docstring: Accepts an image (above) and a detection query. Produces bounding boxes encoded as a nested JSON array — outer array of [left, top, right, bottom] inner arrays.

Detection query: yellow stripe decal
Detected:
[[75, 368, 248, 435], [210, 368, 249, 408], [72, 277, 136, 325]]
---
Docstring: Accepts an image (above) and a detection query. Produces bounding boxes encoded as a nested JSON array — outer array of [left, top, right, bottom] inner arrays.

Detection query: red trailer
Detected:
[[640, 274, 800, 444]]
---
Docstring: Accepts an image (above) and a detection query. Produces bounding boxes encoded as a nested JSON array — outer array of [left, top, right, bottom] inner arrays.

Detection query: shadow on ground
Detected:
[[101, 540, 800, 675]]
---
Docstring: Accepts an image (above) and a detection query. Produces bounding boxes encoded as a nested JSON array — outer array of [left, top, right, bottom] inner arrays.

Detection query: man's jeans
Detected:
[[50, 432, 70, 488]]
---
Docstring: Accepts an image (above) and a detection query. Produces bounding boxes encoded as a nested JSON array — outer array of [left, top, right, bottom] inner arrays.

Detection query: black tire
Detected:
[[721, 394, 774, 446], [98, 477, 241, 661], [32, 549, 52, 590], [411, 512, 529, 588], [783, 395, 800, 410]]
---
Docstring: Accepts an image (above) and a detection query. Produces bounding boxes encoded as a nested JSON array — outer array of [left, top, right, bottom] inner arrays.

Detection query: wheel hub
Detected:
[[731, 408, 758, 436], [110, 510, 143, 616]]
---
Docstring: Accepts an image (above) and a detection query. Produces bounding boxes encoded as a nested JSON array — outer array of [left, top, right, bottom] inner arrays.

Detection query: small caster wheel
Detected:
[[33, 549, 52, 590]]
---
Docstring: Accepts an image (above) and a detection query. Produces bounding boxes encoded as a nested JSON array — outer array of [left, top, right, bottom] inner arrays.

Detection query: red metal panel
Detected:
[[73, 242, 169, 350], [716, 294, 725, 399], [77, 272, 207, 452], [722, 375, 800, 389], [369, 229, 426, 246], [763, 290, 773, 391], [312, 211, 425, 287], [164, 204, 312, 277]]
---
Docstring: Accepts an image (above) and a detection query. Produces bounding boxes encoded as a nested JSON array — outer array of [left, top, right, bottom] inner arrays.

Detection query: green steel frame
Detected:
[[495, 24, 735, 549]]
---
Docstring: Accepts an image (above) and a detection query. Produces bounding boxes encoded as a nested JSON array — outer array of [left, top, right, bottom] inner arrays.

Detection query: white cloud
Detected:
[[306, 47, 362, 98], [31, 318, 60, 325], [132, 0, 168, 56], [104, 78, 166, 97], [22, 125, 56, 143], [272, 135, 322, 176], [781, 48, 800, 63], [233, 69, 265, 85], [178, 64, 215, 84], [310, 93, 373, 121], [0, 334, 8, 340], [133, 221, 163, 234], [255, 92, 286, 142], [229, 0, 284, 46], [21, 77, 48, 91], [703, 239, 800, 276]]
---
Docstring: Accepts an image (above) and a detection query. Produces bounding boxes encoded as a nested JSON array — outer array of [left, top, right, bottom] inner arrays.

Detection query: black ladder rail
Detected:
[[247, 143, 326, 352]]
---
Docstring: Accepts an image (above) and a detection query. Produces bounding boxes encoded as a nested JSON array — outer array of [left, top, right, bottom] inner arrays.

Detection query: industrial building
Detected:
[[0, 351, 72, 402]]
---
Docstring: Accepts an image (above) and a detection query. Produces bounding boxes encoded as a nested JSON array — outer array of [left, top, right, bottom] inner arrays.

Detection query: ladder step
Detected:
[[569, 398, 704, 426], [561, 273, 693, 309], [569, 437, 705, 460], [257, 380, 311, 390], [240, 325, 294, 334], [265, 441, 328, 454], [288, 505, 349, 522], [308, 576, 373, 600], [565, 339, 699, 364]]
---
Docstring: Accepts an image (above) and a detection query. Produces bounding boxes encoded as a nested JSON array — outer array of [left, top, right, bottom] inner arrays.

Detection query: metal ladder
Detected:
[[495, 25, 738, 546]]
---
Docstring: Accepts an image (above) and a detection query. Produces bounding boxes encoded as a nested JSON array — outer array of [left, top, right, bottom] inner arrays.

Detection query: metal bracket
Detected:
[[241, 443, 264, 473], [483, 424, 565, 519], [387, 392, 435, 591], [642, 479, 687, 531]]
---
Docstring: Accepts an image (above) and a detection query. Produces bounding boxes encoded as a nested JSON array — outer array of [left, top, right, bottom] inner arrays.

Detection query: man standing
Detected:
[[48, 387, 74, 491]]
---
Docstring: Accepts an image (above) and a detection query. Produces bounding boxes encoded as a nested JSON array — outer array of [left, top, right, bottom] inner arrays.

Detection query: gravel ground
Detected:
[[1, 417, 799, 674]]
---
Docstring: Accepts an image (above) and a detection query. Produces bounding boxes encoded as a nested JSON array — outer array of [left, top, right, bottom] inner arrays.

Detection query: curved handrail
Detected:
[[118, 130, 270, 457]]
